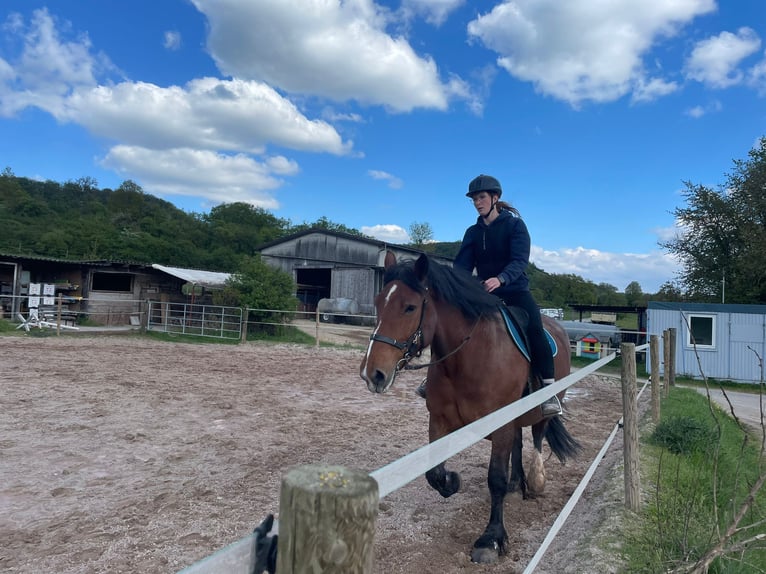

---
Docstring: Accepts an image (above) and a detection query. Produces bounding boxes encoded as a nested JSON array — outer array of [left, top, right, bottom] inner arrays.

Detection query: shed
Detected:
[[257, 229, 452, 315], [0, 253, 231, 326], [646, 301, 766, 383]]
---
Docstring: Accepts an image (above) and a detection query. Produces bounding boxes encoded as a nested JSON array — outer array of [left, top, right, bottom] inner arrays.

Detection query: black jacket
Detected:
[[453, 209, 530, 294]]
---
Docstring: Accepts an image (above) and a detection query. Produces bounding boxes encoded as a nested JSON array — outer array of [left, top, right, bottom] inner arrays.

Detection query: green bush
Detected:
[[649, 415, 718, 455]]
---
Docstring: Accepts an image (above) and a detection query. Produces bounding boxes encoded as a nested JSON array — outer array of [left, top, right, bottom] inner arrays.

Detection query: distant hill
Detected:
[[0, 172, 646, 307]]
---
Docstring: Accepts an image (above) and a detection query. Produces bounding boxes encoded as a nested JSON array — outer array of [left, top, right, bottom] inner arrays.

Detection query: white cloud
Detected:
[[368, 169, 403, 189], [747, 54, 766, 95], [189, 0, 467, 112], [684, 99, 722, 118], [631, 76, 678, 103], [361, 224, 410, 243], [685, 27, 762, 88], [100, 146, 286, 208], [62, 78, 353, 155], [530, 245, 680, 293], [467, 0, 715, 106], [0, 8, 108, 117], [164, 30, 182, 51], [0, 9, 354, 207], [402, 0, 465, 26]]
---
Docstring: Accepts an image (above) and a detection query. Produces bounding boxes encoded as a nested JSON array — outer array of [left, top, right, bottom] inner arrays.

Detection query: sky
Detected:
[[1, 1, 764, 294]]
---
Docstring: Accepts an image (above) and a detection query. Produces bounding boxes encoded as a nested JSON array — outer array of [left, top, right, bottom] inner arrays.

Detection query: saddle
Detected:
[[498, 304, 559, 396]]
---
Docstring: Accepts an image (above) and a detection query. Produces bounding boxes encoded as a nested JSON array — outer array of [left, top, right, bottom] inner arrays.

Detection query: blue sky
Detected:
[[1, 1, 764, 293]]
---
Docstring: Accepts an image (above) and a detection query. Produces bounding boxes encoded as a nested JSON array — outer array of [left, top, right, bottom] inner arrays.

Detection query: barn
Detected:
[[647, 300, 766, 383], [257, 229, 451, 315]]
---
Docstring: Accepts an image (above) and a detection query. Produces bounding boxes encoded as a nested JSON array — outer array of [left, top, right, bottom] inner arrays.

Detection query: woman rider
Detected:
[[451, 174, 561, 417]]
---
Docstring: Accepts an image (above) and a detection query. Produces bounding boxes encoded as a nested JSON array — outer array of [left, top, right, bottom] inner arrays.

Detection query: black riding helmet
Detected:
[[466, 174, 502, 198]]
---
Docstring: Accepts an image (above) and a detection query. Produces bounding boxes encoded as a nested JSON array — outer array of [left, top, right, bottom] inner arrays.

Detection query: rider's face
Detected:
[[470, 192, 494, 216]]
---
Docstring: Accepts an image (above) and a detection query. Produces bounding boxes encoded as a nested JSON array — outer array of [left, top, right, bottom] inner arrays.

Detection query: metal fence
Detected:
[[147, 301, 243, 339]]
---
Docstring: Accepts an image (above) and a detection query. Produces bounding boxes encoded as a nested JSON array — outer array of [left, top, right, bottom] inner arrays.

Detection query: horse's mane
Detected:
[[383, 256, 502, 322]]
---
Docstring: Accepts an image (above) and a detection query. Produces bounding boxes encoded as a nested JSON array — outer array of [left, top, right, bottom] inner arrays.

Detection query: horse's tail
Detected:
[[545, 415, 581, 462]]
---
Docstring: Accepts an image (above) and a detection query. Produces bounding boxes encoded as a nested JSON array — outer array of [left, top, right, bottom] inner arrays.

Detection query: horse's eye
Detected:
[[405, 304, 417, 314]]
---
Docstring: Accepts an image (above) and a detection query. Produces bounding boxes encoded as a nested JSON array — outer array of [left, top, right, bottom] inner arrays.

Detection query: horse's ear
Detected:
[[414, 253, 429, 282], [384, 250, 397, 270]]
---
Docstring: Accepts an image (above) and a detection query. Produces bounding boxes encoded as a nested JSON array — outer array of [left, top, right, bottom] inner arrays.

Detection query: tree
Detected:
[[215, 254, 297, 332], [624, 281, 644, 307], [661, 137, 766, 303], [408, 221, 434, 247], [289, 216, 366, 237]]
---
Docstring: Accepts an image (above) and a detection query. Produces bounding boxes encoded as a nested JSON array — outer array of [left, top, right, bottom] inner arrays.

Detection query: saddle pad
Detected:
[[499, 306, 558, 363]]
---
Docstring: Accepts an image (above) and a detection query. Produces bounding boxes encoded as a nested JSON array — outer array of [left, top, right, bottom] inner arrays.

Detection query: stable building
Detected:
[[257, 229, 451, 315], [0, 253, 229, 326]]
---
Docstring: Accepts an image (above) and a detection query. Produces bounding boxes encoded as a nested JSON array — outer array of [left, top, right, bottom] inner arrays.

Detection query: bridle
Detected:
[[369, 288, 481, 373], [369, 294, 428, 372]]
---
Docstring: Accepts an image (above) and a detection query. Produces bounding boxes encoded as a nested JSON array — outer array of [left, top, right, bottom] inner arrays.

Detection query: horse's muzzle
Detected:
[[360, 365, 396, 394]]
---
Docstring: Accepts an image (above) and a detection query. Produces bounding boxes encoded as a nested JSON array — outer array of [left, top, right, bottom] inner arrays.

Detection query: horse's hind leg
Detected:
[[425, 462, 461, 498], [508, 426, 528, 498], [527, 420, 548, 497], [471, 425, 514, 564]]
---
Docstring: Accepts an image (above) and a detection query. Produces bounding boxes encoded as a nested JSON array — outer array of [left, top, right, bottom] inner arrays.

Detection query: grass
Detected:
[[622, 387, 766, 573]]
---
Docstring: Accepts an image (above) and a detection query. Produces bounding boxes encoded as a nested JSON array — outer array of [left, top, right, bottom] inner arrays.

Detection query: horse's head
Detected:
[[359, 251, 436, 394]]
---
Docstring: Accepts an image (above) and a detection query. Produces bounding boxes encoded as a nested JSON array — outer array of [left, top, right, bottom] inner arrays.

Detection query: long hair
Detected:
[[496, 199, 520, 217]]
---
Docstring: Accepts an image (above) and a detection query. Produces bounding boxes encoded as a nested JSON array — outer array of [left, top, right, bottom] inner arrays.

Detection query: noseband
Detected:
[[369, 296, 428, 372]]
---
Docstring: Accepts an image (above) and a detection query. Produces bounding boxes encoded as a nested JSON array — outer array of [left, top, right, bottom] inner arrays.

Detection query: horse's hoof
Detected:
[[471, 542, 500, 564], [444, 471, 461, 497]]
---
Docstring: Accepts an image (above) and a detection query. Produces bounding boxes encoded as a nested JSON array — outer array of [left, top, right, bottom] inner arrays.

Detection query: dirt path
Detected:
[[1, 335, 629, 573]]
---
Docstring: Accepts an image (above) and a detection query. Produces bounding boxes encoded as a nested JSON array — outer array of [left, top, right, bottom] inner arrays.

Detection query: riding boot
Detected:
[[416, 377, 427, 399], [540, 378, 563, 417]]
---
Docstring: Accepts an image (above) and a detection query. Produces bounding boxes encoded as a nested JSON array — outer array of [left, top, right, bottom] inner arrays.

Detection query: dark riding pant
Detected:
[[500, 290, 555, 380]]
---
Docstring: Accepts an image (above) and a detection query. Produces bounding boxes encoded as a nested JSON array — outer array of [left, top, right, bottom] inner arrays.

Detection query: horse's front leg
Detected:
[[471, 424, 514, 564], [508, 426, 528, 498], [425, 415, 461, 498]]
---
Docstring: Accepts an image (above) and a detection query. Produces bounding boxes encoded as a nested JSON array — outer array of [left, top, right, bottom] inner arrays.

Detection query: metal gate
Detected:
[[147, 301, 242, 340]]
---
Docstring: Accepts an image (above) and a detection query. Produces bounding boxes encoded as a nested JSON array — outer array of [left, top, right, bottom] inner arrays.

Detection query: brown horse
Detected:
[[359, 252, 579, 563]]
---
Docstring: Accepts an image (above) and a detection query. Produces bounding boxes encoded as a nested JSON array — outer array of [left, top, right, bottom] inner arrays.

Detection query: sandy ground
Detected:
[[1, 334, 632, 574]]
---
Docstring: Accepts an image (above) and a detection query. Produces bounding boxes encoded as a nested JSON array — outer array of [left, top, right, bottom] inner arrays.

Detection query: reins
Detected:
[[403, 317, 480, 371]]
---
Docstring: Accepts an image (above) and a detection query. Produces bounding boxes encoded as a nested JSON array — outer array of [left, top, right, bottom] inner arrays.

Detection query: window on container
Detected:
[[686, 314, 715, 348], [91, 272, 133, 292]]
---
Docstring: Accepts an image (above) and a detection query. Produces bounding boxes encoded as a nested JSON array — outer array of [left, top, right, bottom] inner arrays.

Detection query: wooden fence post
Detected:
[[56, 293, 63, 336], [668, 327, 677, 387], [240, 308, 248, 343], [662, 329, 671, 398], [621, 342, 640, 512], [650, 334, 660, 423], [315, 309, 320, 348], [277, 464, 378, 573]]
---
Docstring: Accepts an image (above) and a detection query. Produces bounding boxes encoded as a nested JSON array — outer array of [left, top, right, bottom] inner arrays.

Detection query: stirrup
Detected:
[[541, 394, 563, 418], [415, 378, 427, 399]]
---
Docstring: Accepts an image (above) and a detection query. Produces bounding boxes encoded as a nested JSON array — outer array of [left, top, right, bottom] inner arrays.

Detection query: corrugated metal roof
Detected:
[[151, 264, 231, 289]]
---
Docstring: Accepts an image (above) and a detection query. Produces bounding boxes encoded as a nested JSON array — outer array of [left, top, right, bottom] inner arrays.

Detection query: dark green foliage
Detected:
[[662, 136, 766, 303], [649, 415, 717, 455]]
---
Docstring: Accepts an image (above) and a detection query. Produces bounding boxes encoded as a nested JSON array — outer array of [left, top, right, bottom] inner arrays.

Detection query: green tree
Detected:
[[216, 254, 297, 316], [624, 281, 645, 306], [408, 221, 434, 248], [661, 137, 766, 302], [289, 216, 367, 237], [653, 281, 684, 302]]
